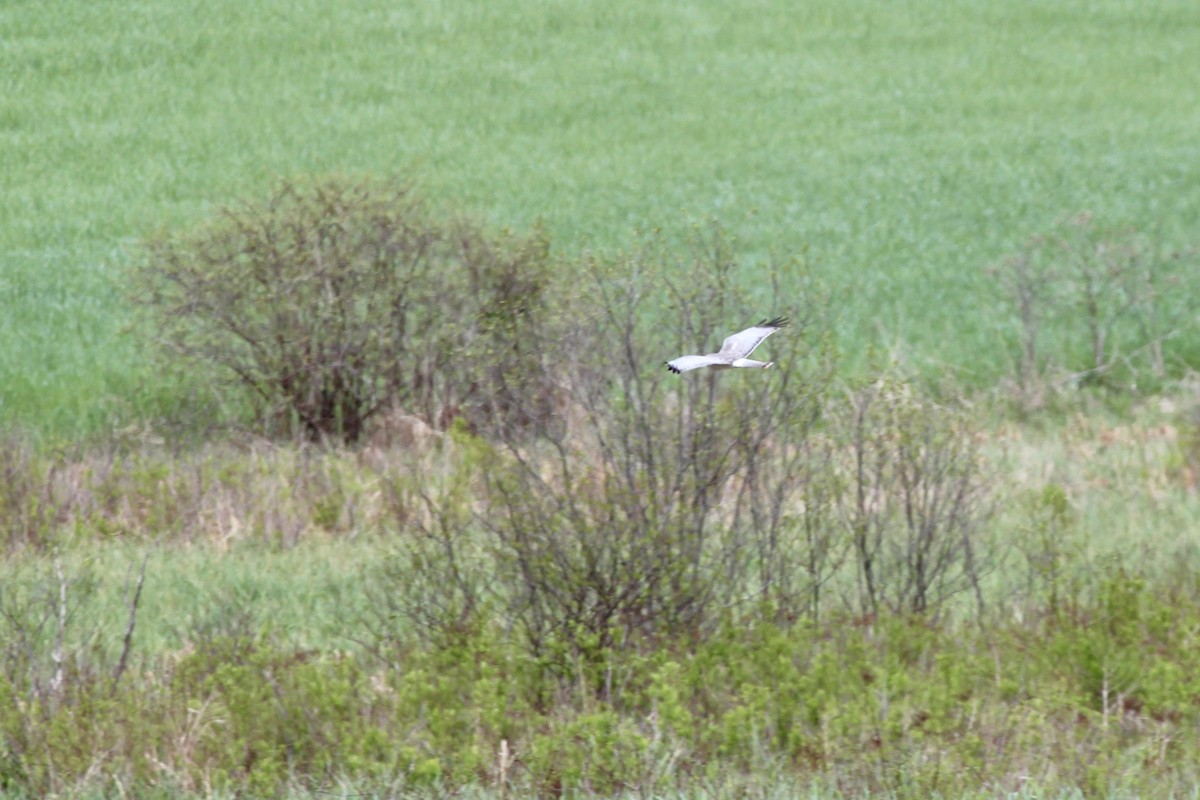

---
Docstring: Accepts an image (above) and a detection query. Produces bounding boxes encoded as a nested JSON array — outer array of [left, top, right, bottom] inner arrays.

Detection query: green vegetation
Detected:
[[4, 399, 1200, 797], [4, 0, 1200, 798], [5, 229, 1200, 796], [5, 0, 1200, 439]]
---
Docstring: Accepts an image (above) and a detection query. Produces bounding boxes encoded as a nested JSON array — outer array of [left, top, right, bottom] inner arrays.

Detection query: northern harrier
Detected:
[[665, 317, 789, 374]]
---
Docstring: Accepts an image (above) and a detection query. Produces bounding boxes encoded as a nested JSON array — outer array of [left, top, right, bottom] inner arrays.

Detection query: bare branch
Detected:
[[50, 556, 67, 699], [111, 554, 149, 695]]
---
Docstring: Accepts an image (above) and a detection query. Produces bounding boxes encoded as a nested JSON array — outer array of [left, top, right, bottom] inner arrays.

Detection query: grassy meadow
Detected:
[[5, 0, 1200, 798], [5, 0, 1200, 438]]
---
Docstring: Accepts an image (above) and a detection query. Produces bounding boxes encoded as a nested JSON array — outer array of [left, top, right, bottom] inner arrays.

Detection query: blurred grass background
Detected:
[[3, 0, 1199, 439]]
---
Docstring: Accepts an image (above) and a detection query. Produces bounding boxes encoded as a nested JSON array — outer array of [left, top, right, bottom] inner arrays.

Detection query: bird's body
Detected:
[[665, 317, 788, 374]]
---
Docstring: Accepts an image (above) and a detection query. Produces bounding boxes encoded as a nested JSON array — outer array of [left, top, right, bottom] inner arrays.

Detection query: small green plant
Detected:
[[1014, 483, 1078, 617]]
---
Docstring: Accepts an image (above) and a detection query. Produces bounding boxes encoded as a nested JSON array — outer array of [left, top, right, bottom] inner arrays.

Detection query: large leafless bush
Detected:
[[373, 228, 844, 679], [132, 176, 555, 444]]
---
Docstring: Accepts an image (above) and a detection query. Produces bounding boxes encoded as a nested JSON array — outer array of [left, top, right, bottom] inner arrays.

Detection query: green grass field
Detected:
[[5, 0, 1200, 439], [6, 1, 1200, 797]]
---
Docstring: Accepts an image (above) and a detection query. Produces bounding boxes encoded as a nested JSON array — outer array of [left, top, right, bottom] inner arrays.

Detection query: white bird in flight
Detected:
[[665, 316, 789, 374]]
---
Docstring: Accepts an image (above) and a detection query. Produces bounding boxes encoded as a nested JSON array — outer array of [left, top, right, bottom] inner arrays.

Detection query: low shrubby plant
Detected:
[[5, 563, 1200, 797], [0, 439, 402, 553]]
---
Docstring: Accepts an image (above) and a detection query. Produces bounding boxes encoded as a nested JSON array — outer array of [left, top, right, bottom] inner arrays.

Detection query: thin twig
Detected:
[[51, 556, 67, 698], [112, 554, 149, 694]]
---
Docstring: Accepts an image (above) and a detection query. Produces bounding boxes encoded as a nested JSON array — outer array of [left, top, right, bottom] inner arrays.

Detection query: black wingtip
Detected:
[[665, 362, 681, 374], [760, 316, 789, 329]]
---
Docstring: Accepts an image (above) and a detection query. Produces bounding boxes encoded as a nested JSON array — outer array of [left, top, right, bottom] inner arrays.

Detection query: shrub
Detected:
[[375, 224, 842, 684], [832, 373, 993, 617], [989, 212, 1198, 406], [132, 176, 555, 444]]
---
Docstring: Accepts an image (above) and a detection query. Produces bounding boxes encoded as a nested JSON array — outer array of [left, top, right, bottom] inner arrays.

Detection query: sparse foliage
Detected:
[[834, 373, 992, 617], [990, 213, 1198, 406], [1012, 483, 1079, 619], [132, 177, 555, 444], [374, 225, 842, 682], [364, 429, 497, 654]]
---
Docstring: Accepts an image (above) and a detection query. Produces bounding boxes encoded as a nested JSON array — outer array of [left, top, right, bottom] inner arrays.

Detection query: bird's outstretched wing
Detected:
[[715, 316, 789, 360], [666, 355, 724, 374]]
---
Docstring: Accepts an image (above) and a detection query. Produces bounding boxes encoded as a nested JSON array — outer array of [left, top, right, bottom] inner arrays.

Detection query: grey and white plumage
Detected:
[[665, 316, 789, 374]]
